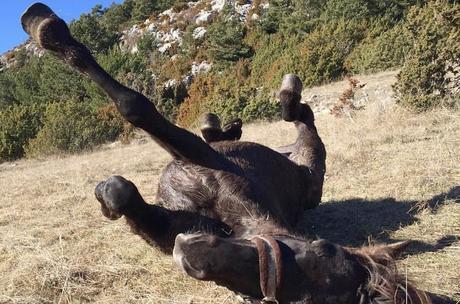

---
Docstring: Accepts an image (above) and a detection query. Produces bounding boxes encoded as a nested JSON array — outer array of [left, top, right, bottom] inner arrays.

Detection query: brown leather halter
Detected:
[[251, 235, 283, 304]]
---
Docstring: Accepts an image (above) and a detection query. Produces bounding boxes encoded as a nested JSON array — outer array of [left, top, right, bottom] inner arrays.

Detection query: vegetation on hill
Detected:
[[0, 0, 459, 161]]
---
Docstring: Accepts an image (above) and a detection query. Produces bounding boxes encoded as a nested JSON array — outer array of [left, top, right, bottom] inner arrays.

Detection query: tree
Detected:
[[70, 5, 118, 54], [259, 0, 324, 34], [0, 72, 17, 109], [207, 6, 253, 65], [131, 0, 158, 22]]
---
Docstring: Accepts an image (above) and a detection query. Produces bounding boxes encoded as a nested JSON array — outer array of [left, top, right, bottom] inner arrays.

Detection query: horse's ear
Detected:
[[380, 240, 412, 259]]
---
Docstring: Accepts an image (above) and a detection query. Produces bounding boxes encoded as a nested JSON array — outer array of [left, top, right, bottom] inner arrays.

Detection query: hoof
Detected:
[[200, 113, 222, 131], [95, 176, 142, 220], [21, 3, 74, 53], [222, 118, 243, 141], [279, 74, 303, 122], [200, 113, 223, 143]]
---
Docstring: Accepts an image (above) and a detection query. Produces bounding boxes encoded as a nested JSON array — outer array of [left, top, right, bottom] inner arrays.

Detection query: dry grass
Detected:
[[1, 86, 459, 303]]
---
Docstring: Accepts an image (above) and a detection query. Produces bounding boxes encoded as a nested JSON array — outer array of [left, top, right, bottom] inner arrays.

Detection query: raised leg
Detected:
[[278, 74, 326, 209], [95, 176, 232, 254], [21, 3, 229, 171]]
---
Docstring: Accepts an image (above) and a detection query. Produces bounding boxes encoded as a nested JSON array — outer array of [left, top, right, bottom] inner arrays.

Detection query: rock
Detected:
[[211, 0, 228, 12], [191, 61, 212, 76], [164, 79, 178, 88], [195, 11, 214, 25], [182, 75, 194, 86], [193, 27, 207, 39], [159, 42, 173, 53], [130, 45, 139, 54]]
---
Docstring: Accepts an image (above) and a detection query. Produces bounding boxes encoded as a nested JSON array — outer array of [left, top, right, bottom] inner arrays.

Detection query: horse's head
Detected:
[[173, 233, 262, 297], [173, 233, 430, 304], [174, 234, 430, 304]]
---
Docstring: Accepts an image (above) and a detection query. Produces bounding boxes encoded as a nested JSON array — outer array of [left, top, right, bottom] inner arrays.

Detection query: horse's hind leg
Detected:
[[21, 3, 228, 171], [277, 74, 326, 209], [96, 176, 232, 254]]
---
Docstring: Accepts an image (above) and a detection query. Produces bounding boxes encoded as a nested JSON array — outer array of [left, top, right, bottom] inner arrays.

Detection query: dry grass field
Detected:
[[0, 74, 459, 303]]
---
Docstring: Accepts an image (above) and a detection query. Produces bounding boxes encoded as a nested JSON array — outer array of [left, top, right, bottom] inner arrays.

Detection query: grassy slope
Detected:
[[0, 73, 459, 303]]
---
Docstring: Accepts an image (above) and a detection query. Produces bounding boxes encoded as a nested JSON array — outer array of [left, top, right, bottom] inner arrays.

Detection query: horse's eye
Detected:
[[312, 239, 337, 257]]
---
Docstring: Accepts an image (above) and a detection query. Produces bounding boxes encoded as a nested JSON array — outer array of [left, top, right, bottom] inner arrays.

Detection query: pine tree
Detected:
[[207, 6, 253, 64]]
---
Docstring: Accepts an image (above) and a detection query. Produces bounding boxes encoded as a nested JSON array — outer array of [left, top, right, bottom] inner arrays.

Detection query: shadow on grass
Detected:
[[297, 186, 460, 303], [298, 186, 459, 247]]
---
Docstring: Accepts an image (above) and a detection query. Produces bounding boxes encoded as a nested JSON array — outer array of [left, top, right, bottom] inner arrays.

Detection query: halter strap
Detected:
[[251, 235, 283, 304]]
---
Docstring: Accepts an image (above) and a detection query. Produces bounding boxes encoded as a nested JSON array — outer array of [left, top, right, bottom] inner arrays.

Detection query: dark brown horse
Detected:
[[21, 2, 325, 253], [20, 3, 431, 304]]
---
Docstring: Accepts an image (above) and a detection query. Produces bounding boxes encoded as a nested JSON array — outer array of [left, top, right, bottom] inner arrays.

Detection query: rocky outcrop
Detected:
[[1, 0, 269, 85], [0, 40, 43, 70], [119, 0, 268, 55]]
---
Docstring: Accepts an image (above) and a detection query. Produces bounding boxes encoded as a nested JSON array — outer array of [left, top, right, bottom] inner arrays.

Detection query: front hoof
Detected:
[[21, 3, 73, 52], [95, 176, 142, 220]]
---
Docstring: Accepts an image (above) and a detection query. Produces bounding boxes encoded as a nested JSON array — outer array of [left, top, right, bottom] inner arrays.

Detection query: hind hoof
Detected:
[[201, 113, 224, 143], [279, 74, 303, 122], [222, 118, 243, 141], [95, 176, 143, 220]]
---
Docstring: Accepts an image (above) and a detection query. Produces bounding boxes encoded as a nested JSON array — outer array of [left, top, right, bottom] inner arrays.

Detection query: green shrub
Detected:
[[248, 33, 301, 89], [178, 69, 281, 127], [206, 6, 253, 66], [241, 88, 280, 122], [393, 1, 460, 111], [346, 22, 411, 73], [69, 5, 119, 54], [0, 71, 18, 110], [0, 103, 44, 161], [298, 19, 367, 86], [25, 101, 123, 157]]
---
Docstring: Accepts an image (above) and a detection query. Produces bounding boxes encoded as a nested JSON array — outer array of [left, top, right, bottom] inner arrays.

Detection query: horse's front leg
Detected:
[[95, 176, 232, 254], [21, 3, 229, 171]]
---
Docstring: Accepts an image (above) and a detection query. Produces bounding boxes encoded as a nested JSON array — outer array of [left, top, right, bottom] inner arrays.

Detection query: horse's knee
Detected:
[[116, 91, 155, 127]]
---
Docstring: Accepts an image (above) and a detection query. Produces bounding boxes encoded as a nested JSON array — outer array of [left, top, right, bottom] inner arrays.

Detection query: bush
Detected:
[[177, 74, 217, 127], [25, 101, 123, 157], [346, 21, 411, 73], [0, 103, 44, 161], [178, 70, 280, 127], [69, 5, 119, 54], [393, 1, 460, 111], [247, 32, 301, 89], [241, 88, 280, 122], [298, 19, 367, 86]]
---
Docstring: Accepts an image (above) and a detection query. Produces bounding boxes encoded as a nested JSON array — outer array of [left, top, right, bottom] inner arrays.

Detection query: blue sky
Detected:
[[0, 0, 122, 54]]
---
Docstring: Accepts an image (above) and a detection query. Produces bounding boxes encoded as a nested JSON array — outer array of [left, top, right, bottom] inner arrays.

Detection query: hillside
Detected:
[[0, 72, 459, 303], [1, 0, 458, 162]]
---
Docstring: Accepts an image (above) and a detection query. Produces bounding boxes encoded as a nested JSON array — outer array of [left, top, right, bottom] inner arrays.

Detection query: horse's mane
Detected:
[[352, 245, 432, 304]]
